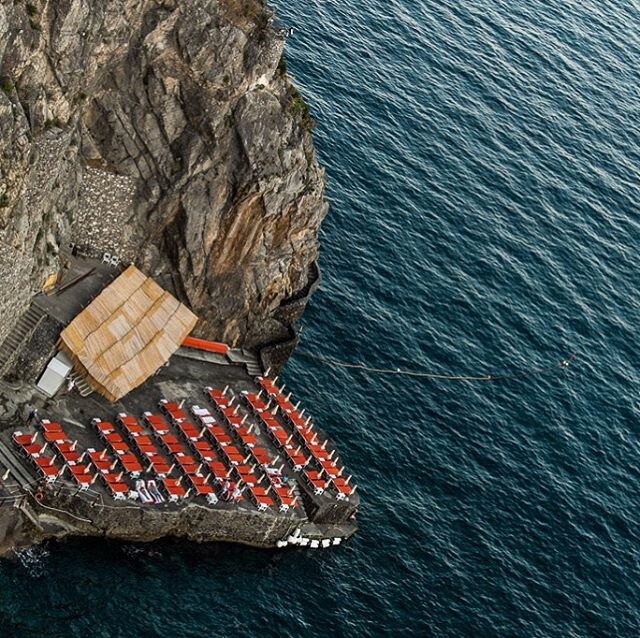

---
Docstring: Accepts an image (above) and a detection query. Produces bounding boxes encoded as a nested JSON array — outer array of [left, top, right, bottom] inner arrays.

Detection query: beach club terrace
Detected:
[[0, 256, 357, 539]]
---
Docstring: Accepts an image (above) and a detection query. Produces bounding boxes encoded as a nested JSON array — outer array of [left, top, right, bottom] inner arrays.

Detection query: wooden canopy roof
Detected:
[[59, 265, 198, 402]]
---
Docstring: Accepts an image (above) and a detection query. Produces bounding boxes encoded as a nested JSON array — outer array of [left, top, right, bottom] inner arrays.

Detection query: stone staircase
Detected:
[[0, 439, 37, 490], [227, 348, 263, 378], [69, 371, 93, 397], [0, 305, 47, 378]]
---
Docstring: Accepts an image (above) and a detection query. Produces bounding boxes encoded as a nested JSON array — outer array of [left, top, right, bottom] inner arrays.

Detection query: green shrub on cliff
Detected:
[[289, 88, 315, 131]]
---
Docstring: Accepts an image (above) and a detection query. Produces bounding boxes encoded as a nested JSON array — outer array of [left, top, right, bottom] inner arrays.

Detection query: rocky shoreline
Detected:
[[0, 488, 356, 558]]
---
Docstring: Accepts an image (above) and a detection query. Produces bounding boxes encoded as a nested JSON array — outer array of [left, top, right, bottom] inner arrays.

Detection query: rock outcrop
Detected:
[[0, 0, 326, 357]]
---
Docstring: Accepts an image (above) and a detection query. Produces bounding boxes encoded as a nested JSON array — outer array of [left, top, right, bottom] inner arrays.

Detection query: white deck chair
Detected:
[[102, 252, 112, 264]]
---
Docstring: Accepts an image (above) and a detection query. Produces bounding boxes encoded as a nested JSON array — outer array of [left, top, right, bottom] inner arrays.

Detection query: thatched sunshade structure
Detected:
[[59, 265, 198, 402]]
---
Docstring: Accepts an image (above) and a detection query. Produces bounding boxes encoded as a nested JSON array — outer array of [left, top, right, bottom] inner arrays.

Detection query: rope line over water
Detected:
[[295, 351, 575, 382]]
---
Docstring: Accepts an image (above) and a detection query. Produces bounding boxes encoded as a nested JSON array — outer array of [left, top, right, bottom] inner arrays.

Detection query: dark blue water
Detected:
[[3, 0, 640, 635]]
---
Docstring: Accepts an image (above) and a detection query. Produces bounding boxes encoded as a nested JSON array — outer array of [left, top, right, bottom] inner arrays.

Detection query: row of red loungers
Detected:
[[98, 405, 263, 509], [156, 402, 221, 504], [205, 388, 299, 513], [190, 396, 291, 512], [188, 402, 260, 507], [12, 420, 108, 492], [116, 411, 205, 503], [241, 392, 323, 495], [154, 405, 229, 495], [83, 419, 138, 498], [162, 398, 290, 513], [253, 378, 356, 501], [95, 413, 211, 503], [13, 427, 62, 485], [95, 416, 186, 501]]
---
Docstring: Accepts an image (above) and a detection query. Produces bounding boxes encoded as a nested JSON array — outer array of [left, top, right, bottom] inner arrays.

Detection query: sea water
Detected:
[[1, 0, 640, 635]]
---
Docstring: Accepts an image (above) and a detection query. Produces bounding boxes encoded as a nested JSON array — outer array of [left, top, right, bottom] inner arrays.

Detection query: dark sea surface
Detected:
[[2, 0, 640, 635]]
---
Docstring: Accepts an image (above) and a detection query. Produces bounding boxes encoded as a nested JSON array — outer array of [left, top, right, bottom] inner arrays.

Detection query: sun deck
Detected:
[[0, 257, 358, 549]]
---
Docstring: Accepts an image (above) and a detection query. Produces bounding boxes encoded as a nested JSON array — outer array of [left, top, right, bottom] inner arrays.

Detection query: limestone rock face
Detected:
[[0, 0, 326, 351]]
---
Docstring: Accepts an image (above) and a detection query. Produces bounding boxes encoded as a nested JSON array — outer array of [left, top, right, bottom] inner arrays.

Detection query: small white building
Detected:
[[37, 351, 72, 397]]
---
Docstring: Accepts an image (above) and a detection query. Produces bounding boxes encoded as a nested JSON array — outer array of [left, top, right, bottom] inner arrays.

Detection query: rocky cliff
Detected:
[[0, 0, 326, 355]]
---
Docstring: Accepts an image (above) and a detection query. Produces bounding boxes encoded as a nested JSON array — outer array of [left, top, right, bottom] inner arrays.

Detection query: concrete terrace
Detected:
[[0, 256, 358, 549]]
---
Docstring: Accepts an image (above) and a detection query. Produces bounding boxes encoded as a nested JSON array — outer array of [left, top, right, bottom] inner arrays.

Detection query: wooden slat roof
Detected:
[[59, 266, 198, 401]]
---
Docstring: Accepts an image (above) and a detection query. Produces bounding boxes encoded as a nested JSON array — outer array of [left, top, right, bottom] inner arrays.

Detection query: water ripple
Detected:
[[2, 0, 640, 636]]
